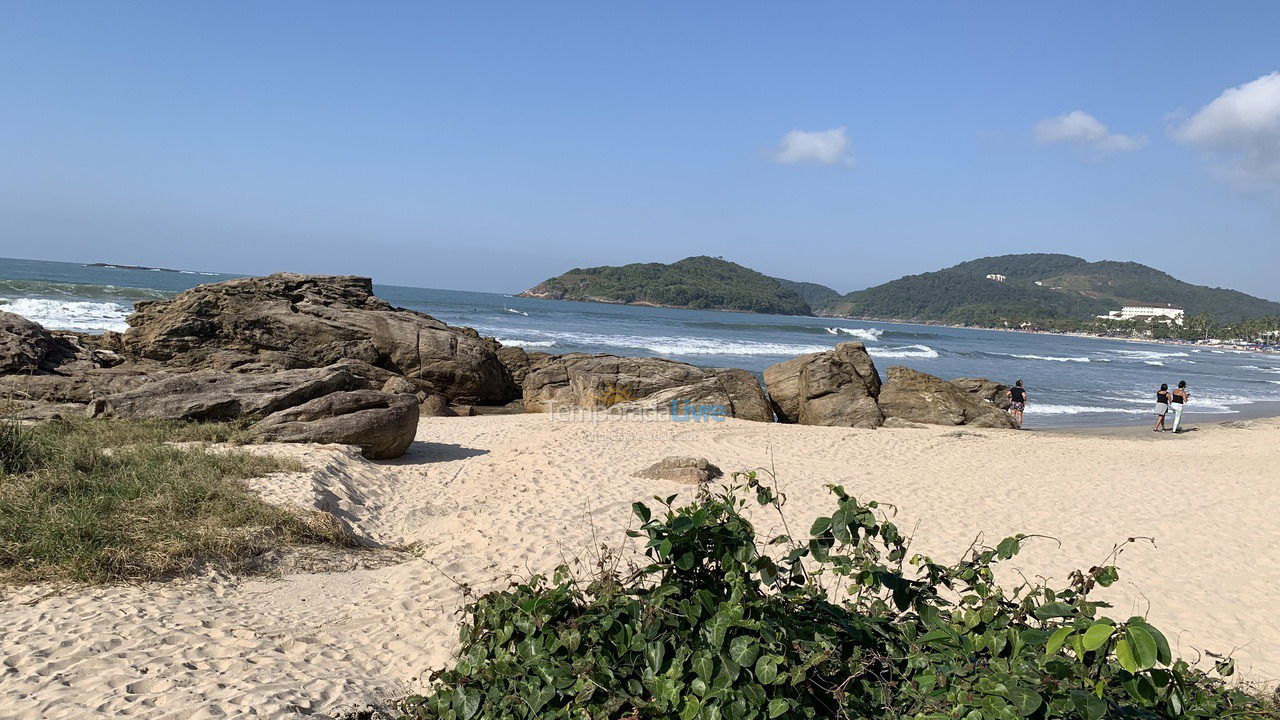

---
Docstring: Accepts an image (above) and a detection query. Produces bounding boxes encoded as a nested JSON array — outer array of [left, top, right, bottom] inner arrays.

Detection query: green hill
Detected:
[[518, 256, 814, 315], [820, 253, 1280, 325], [772, 277, 841, 309]]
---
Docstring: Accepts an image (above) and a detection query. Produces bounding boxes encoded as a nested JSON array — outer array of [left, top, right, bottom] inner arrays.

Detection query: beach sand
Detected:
[[2, 415, 1277, 718]]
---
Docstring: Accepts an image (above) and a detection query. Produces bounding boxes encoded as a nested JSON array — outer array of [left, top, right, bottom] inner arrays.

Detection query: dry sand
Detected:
[[2, 415, 1278, 718]]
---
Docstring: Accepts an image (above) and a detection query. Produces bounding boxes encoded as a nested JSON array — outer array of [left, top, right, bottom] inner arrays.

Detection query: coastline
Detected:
[[4, 414, 1277, 717]]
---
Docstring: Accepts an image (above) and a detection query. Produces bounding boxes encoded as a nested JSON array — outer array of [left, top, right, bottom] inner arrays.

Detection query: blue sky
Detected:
[[2, 2, 1278, 298]]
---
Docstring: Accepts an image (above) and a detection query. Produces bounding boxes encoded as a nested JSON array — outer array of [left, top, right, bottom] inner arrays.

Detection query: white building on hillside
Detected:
[[986, 274, 1006, 282], [1097, 304, 1185, 325]]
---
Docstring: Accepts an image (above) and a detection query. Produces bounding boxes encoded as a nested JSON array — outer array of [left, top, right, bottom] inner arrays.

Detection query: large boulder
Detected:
[[250, 390, 419, 460], [0, 312, 119, 375], [520, 353, 772, 422], [950, 377, 1012, 410], [92, 365, 368, 421], [878, 367, 1017, 428], [762, 342, 883, 428], [114, 273, 517, 404]]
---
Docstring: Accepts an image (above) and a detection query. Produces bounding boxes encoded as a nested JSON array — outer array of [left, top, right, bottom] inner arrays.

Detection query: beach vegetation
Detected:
[[0, 417, 352, 584], [401, 473, 1276, 720]]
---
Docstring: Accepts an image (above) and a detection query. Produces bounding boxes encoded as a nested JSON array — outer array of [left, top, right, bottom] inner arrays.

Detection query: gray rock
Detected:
[[878, 367, 1017, 429], [381, 376, 420, 395], [93, 365, 369, 421], [251, 390, 419, 460], [634, 456, 723, 484], [520, 353, 771, 422], [0, 311, 120, 375], [117, 273, 517, 403], [762, 342, 883, 428], [881, 417, 926, 429], [419, 393, 453, 417], [950, 377, 1012, 410]]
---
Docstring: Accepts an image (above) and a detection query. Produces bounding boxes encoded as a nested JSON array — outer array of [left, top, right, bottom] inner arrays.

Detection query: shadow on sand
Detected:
[[385, 441, 490, 466]]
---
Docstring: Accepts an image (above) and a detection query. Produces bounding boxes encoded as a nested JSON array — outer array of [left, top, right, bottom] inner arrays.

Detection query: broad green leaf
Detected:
[[728, 636, 759, 667], [1045, 627, 1073, 656], [1006, 686, 1042, 716], [1125, 625, 1159, 670], [1082, 622, 1115, 652], [452, 686, 481, 720], [1115, 637, 1139, 673], [767, 699, 789, 718], [754, 655, 778, 684], [632, 501, 651, 523]]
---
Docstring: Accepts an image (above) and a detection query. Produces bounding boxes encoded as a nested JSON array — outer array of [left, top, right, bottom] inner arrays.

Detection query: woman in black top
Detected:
[[1007, 380, 1028, 427], [1170, 380, 1190, 433], [1153, 383, 1170, 432]]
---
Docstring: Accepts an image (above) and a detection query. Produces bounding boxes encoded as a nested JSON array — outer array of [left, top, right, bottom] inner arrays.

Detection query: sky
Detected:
[[1, 2, 1278, 299]]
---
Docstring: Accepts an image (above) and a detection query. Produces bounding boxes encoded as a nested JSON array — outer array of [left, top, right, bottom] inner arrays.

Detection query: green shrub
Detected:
[[402, 473, 1274, 720]]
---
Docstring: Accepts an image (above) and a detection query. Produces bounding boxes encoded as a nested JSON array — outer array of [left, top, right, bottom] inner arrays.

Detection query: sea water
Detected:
[[5, 256, 1279, 429]]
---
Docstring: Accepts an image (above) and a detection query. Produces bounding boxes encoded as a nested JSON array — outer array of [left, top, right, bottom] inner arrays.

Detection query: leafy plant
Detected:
[[401, 472, 1274, 720]]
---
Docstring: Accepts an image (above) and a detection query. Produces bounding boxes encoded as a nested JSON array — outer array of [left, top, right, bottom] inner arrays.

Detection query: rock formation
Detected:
[[634, 456, 723, 484], [91, 364, 369, 422], [950, 377, 1012, 410], [113, 273, 517, 404], [250, 390, 419, 460], [517, 353, 772, 422], [878, 367, 1017, 429], [762, 342, 883, 428]]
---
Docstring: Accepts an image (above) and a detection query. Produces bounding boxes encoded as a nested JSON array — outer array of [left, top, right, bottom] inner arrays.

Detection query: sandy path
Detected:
[[2, 416, 1277, 718]]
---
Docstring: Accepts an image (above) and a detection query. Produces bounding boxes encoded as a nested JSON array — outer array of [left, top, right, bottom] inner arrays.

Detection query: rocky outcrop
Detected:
[[92, 365, 368, 421], [114, 273, 517, 404], [762, 342, 883, 428], [878, 367, 1017, 429], [634, 456, 723, 484], [950, 377, 1012, 410], [1, 311, 120, 375], [519, 353, 772, 422], [250, 390, 419, 460]]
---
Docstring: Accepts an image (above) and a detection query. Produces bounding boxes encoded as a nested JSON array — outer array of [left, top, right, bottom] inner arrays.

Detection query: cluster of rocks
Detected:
[[2, 273, 1019, 460]]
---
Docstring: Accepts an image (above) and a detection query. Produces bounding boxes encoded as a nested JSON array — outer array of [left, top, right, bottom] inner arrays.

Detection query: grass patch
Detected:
[[0, 416, 352, 584]]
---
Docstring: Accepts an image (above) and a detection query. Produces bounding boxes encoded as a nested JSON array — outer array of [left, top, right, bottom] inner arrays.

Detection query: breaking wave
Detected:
[[867, 344, 939, 359], [0, 297, 131, 333], [1009, 353, 1091, 363]]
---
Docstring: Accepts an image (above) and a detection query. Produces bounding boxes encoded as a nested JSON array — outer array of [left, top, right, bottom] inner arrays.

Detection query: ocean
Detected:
[[5, 256, 1279, 429]]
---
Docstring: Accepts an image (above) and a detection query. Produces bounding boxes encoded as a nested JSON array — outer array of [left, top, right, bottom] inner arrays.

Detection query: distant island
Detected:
[[520, 253, 1280, 341], [517, 256, 822, 315], [88, 262, 191, 272]]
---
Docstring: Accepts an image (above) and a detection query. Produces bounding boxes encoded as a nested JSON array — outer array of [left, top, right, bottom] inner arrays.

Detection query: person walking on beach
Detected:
[[1007, 380, 1028, 426], [1154, 383, 1170, 432], [1170, 380, 1190, 433]]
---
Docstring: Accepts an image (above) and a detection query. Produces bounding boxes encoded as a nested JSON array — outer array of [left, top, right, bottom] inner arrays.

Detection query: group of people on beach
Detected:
[[1002, 378, 1192, 434], [1154, 380, 1191, 433]]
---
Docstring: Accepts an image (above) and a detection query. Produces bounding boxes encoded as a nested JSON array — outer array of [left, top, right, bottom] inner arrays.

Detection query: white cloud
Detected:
[[1034, 110, 1148, 154], [1171, 71, 1280, 187], [772, 127, 855, 167]]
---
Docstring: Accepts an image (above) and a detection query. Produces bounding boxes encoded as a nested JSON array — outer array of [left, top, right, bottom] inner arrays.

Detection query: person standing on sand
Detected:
[[1007, 380, 1028, 426], [1154, 383, 1170, 432], [1170, 380, 1190, 433]]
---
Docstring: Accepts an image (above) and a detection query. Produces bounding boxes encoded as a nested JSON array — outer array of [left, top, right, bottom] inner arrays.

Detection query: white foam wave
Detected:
[[1243, 365, 1280, 374], [0, 297, 130, 332], [495, 337, 556, 348], [1144, 360, 1164, 366], [1109, 349, 1190, 360], [867, 344, 939, 359], [476, 327, 833, 357], [825, 327, 882, 341], [1032, 404, 1149, 416], [1010, 353, 1091, 363]]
